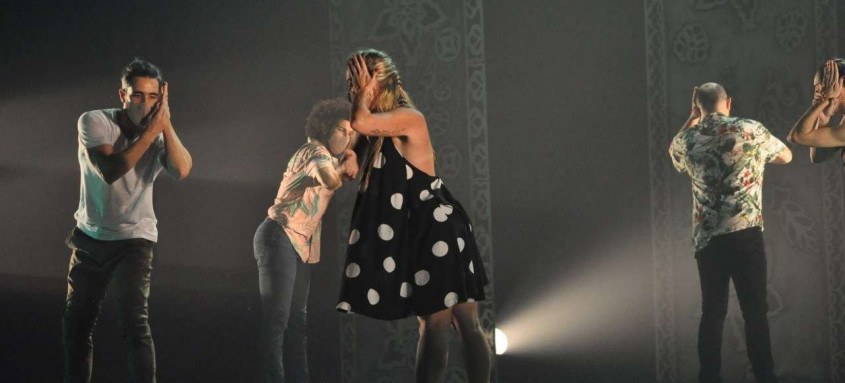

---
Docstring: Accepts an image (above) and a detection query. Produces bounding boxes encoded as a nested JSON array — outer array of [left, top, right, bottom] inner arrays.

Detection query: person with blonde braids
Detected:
[[336, 49, 492, 383], [789, 59, 845, 152]]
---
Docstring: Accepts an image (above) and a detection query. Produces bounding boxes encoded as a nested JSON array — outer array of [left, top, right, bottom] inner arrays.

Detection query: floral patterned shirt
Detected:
[[268, 142, 338, 263], [669, 113, 787, 252]]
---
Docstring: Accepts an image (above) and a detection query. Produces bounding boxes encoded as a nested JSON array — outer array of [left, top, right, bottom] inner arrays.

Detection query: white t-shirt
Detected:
[[73, 108, 166, 242]]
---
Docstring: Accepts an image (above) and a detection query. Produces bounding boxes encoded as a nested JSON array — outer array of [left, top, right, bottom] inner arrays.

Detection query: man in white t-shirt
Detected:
[[63, 59, 192, 383]]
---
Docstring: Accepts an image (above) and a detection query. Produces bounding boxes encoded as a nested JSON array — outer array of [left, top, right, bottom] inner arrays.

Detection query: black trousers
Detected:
[[62, 228, 157, 383], [695, 226, 776, 383]]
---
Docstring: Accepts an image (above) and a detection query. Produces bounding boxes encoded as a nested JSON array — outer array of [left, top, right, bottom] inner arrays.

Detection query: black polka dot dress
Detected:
[[337, 138, 488, 320]]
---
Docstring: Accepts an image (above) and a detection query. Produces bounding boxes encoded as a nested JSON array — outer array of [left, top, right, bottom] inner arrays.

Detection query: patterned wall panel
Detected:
[[328, 1, 497, 382], [646, 0, 843, 382]]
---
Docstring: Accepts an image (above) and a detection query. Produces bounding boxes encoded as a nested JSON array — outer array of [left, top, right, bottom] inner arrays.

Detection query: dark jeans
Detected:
[[254, 218, 312, 383], [695, 227, 777, 383], [62, 228, 156, 383]]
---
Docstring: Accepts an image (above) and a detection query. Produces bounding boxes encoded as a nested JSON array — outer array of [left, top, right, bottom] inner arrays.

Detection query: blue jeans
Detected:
[[62, 228, 156, 383], [253, 218, 311, 383]]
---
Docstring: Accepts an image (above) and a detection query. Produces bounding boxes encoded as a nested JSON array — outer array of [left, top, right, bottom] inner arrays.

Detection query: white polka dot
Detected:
[[373, 152, 385, 169], [383, 256, 396, 273], [432, 241, 449, 257], [420, 190, 433, 201], [400, 282, 412, 298], [390, 193, 404, 210], [378, 224, 394, 241], [337, 301, 351, 311], [348, 229, 360, 245], [406, 165, 413, 179], [444, 292, 458, 307], [469, 261, 475, 274], [431, 178, 443, 190], [367, 289, 380, 305], [345, 263, 361, 278], [415, 270, 430, 286], [467, 298, 476, 303], [433, 204, 454, 222], [457, 238, 465, 252]]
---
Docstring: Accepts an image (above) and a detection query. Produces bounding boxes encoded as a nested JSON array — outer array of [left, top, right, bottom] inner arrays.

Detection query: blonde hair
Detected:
[[347, 49, 418, 191], [347, 49, 415, 112]]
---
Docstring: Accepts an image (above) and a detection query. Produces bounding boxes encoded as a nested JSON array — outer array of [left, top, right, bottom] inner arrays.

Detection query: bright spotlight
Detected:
[[494, 328, 508, 355]]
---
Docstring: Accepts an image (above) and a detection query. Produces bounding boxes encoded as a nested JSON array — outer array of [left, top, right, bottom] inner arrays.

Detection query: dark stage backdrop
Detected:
[[644, 1, 845, 382], [324, 1, 499, 382], [1, 1, 844, 382], [0, 1, 337, 382]]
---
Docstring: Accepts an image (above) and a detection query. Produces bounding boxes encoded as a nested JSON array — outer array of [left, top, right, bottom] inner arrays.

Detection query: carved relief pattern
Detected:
[[646, 0, 841, 381]]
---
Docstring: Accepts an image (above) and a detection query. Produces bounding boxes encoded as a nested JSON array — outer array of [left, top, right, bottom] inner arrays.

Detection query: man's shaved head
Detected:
[[695, 82, 728, 113]]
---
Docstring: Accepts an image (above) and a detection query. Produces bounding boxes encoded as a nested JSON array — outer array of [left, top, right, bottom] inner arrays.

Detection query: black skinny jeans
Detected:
[[695, 226, 777, 383], [62, 228, 156, 383]]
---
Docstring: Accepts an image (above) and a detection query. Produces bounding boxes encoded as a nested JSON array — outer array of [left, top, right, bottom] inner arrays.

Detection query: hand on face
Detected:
[[145, 81, 170, 135], [821, 60, 844, 101], [122, 77, 163, 127], [813, 86, 823, 106], [347, 55, 380, 106], [690, 86, 702, 118]]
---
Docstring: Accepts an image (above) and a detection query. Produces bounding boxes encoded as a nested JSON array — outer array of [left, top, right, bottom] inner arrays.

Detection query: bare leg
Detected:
[[452, 302, 491, 383], [415, 309, 453, 383]]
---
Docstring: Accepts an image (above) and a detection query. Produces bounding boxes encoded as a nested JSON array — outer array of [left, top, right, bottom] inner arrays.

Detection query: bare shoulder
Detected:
[[393, 107, 427, 133], [388, 106, 425, 122]]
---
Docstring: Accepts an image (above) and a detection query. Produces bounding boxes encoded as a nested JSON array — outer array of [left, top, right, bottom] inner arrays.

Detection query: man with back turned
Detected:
[[669, 82, 791, 383]]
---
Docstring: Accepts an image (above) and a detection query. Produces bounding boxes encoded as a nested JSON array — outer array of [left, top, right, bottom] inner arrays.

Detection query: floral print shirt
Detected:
[[268, 142, 338, 263], [669, 113, 787, 252]]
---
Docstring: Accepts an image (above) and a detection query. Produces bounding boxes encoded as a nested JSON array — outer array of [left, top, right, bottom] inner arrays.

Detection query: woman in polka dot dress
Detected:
[[336, 49, 491, 383]]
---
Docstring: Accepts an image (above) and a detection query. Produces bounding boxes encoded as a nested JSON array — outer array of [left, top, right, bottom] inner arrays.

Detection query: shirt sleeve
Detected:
[[669, 131, 688, 173], [306, 145, 336, 177], [751, 122, 787, 163], [77, 111, 117, 149]]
